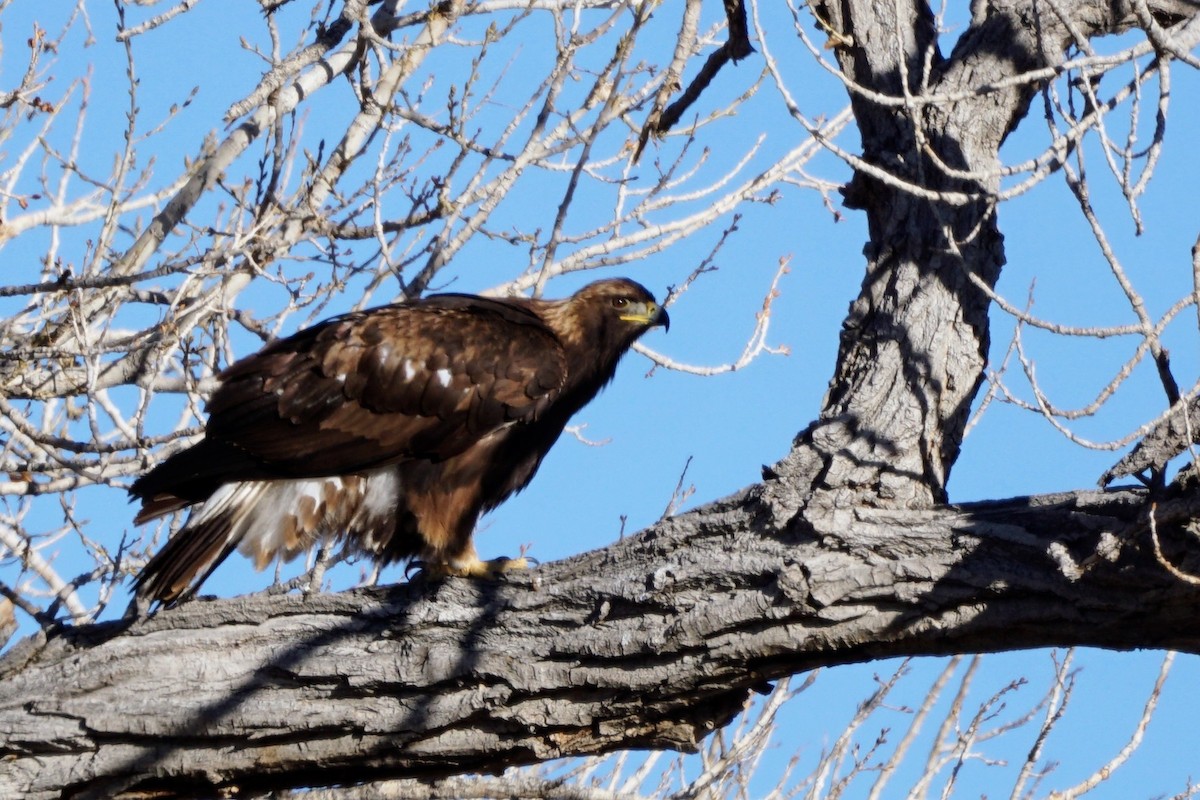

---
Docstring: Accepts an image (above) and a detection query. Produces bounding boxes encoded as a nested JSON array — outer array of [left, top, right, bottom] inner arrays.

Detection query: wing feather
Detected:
[[201, 295, 568, 477]]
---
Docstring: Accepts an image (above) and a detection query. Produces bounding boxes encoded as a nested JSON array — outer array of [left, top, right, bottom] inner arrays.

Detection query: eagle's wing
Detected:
[[203, 295, 568, 476]]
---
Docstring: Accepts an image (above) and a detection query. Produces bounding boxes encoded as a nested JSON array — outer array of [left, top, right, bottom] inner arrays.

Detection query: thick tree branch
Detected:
[[3, 481, 1199, 798]]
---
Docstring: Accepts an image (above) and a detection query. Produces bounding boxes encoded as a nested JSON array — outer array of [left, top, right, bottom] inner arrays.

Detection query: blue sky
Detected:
[[3, 1, 1199, 796]]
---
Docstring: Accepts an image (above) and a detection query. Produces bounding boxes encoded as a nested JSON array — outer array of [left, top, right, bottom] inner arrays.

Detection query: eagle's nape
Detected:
[[130, 278, 668, 606]]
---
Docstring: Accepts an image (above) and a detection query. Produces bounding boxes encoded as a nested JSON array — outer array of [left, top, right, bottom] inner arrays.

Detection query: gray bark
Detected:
[[1101, 396, 1200, 486], [2, 0, 1199, 797], [766, 0, 1200, 513], [3, 482, 1200, 799]]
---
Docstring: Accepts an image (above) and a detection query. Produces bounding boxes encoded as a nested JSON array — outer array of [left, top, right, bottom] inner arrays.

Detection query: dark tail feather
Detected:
[[134, 511, 240, 606], [133, 493, 191, 526], [131, 439, 275, 605]]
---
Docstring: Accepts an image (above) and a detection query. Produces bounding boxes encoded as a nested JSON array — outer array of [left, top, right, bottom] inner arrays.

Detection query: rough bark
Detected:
[[3, 481, 1200, 798], [766, 0, 1199, 513], [1101, 396, 1200, 486]]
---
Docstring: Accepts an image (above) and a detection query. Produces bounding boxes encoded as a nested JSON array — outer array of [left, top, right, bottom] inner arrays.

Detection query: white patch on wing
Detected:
[[435, 368, 452, 387], [402, 359, 416, 382]]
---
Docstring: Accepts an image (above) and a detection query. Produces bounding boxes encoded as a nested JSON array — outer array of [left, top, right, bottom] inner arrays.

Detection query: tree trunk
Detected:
[[766, 0, 1195, 514], [3, 483, 1199, 798]]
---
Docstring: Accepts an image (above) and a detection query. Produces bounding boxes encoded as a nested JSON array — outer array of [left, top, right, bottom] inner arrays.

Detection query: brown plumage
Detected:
[[131, 278, 668, 604]]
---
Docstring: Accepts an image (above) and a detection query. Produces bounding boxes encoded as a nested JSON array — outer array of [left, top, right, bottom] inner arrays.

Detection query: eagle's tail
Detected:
[[133, 482, 259, 605], [130, 438, 266, 521], [130, 441, 288, 604], [133, 470, 406, 605]]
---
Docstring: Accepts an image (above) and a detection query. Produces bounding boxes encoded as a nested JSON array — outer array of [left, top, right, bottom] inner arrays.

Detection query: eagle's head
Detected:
[[539, 278, 668, 386], [570, 278, 669, 341]]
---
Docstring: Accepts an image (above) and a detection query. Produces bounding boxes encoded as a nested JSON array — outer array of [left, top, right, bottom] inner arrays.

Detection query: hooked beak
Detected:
[[621, 302, 670, 332]]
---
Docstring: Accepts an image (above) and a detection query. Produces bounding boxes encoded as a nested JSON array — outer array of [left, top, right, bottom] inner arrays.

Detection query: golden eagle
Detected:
[[131, 278, 668, 604]]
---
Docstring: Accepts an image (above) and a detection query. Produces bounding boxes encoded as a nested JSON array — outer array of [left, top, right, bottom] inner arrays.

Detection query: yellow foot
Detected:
[[412, 555, 530, 580]]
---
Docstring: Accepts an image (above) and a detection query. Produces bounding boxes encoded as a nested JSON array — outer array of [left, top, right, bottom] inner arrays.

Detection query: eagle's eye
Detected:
[[611, 297, 629, 309]]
